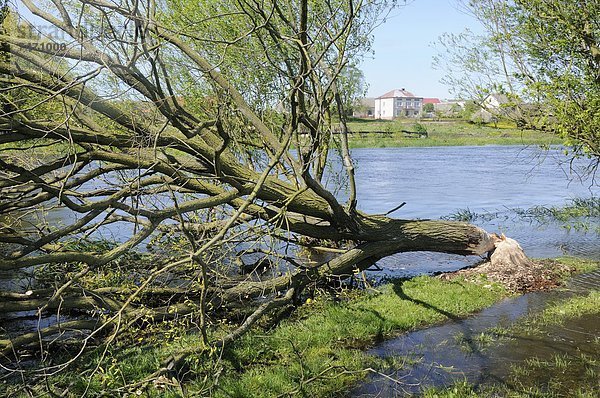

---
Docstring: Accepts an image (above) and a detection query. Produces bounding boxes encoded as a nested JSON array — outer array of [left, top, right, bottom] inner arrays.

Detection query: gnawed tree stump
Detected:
[[444, 234, 564, 292], [490, 234, 533, 269]]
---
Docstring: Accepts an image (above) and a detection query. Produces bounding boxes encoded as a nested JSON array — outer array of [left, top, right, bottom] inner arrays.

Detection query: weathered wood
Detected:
[[490, 235, 533, 269], [218, 219, 497, 305], [0, 320, 100, 358], [443, 234, 548, 293], [0, 0, 533, 365]]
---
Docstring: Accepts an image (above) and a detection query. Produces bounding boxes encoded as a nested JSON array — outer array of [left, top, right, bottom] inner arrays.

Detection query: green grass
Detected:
[[514, 197, 600, 233], [4, 258, 595, 397], [540, 290, 600, 323], [344, 119, 561, 148], [444, 198, 600, 234], [201, 277, 506, 398], [2, 275, 506, 398]]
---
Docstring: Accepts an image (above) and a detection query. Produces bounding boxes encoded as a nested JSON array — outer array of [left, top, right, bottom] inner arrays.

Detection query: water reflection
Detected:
[[350, 270, 600, 397]]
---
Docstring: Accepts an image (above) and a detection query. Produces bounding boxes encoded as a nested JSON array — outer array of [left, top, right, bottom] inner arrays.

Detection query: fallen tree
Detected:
[[0, 0, 526, 380]]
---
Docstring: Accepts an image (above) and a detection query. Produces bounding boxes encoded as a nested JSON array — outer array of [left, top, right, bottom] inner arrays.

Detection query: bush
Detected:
[[412, 122, 427, 133]]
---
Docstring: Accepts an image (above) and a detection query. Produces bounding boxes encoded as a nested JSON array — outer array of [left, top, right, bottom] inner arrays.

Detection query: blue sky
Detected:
[[14, 0, 478, 100], [362, 0, 481, 99]]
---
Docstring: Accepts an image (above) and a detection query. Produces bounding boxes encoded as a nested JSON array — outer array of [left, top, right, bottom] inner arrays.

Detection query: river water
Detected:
[[349, 270, 600, 397], [341, 145, 599, 278], [2, 145, 598, 383], [1, 145, 598, 296], [341, 145, 599, 396]]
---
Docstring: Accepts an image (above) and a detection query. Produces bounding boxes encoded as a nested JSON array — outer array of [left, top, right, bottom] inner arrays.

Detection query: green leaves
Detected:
[[438, 0, 600, 159]]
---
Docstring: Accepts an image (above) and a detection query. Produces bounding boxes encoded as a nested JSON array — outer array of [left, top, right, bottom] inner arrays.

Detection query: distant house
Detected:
[[422, 98, 441, 117], [433, 99, 465, 117], [352, 97, 376, 118], [374, 88, 423, 119], [482, 93, 509, 110], [473, 93, 513, 123]]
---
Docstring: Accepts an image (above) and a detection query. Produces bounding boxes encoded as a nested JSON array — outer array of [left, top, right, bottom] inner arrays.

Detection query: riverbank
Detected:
[[344, 119, 561, 148], [0, 120, 563, 153], [5, 257, 595, 397]]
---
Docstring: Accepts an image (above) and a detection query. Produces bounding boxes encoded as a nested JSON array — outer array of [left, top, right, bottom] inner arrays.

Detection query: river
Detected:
[[340, 145, 599, 278], [2, 145, 598, 294], [1, 145, 598, 392], [341, 145, 599, 396]]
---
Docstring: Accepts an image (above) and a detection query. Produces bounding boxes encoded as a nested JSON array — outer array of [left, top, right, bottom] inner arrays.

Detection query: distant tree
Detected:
[[460, 101, 478, 119], [339, 63, 368, 116], [436, 0, 600, 162], [423, 102, 434, 113]]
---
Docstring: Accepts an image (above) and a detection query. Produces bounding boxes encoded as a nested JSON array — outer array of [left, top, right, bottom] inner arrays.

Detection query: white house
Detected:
[[482, 93, 509, 110], [374, 89, 423, 119], [472, 93, 514, 122]]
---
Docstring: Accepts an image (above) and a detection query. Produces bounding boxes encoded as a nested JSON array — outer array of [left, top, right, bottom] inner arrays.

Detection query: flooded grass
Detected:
[[188, 276, 507, 397], [514, 197, 600, 233], [428, 328, 600, 397], [2, 251, 596, 397], [444, 197, 600, 234], [419, 275, 600, 398]]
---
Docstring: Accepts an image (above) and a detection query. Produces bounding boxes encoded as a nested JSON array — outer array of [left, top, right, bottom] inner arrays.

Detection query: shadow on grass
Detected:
[[391, 280, 460, 322], [389, 279, 488, 373]]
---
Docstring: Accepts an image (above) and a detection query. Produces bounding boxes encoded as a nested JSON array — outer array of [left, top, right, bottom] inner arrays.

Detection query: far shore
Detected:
[[343, 119, 562, 148]]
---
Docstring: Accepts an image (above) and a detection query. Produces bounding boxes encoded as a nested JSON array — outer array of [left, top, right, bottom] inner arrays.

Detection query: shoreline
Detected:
[[214, 257, 598, 397], [342, 120, 562, 149], [14, 257, 593, 397]]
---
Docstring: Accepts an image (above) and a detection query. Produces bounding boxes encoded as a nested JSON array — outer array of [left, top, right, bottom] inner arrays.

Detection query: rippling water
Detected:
[[337, 146, 599, 277], [2, 146, 598, 284], [340, 146, 599, 397], [349, 146, 596, 217]]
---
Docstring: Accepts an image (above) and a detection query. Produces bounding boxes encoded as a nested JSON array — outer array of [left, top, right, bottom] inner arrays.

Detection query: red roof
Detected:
[[423, 98, 441, 104]]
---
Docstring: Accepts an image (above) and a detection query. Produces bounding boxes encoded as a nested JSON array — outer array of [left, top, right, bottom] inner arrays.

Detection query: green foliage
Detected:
[[423, 102, 435, 113], [339, 63, 369, 114], [412, 122, 427, 133], [159, 0, 381, 120], [514, 197, 600, 233], [438, 0, 600, 160]]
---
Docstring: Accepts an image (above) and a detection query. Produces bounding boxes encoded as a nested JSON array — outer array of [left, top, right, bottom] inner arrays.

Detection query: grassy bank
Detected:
[[344, 119, 562, 148], [5, 258, 596, 398], [4, 276, 506, 397], [425, 291, 600, 398]]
